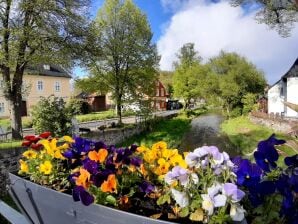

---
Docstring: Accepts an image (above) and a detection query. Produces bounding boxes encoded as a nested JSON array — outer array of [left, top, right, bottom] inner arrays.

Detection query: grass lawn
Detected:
[[119, 114, 192, 149], [76, 109, 135, 122], [0, 140, 22, 150], [221, 116, 297, 159], [0, 117, 32, 130]]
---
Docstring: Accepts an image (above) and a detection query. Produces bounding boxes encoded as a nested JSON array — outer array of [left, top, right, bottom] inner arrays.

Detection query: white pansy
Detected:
[[171, 189, 189, 208]]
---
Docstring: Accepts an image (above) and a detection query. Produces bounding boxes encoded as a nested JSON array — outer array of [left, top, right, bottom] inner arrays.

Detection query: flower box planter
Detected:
[[8, 173, 172, 224]]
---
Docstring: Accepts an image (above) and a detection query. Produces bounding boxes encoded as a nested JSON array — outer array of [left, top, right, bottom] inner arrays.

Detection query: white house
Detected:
[[268, 58, 298, 118]]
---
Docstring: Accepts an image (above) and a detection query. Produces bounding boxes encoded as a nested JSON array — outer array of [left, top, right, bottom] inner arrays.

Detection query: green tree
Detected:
[[0, 0, 90, 139], [78, 0, 159, 124], [208, 52, 266, 117], [32, 96, 73, 136], [172, 43, 205, 109], [231, 0, 298, 37]]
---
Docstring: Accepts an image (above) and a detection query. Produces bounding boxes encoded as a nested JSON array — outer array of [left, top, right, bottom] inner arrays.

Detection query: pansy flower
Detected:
[[101, 174, 117, 193], [73, 186, 94, 206], [254, 134, 285, 172], [139, 181, 155, 194], [235, 159, 262, 187], [88, 148, 108, 163]]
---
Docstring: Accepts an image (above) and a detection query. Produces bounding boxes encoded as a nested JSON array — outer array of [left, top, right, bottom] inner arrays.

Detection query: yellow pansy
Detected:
[[143, 150, 158, 163], [40, 139, 56, 156], [54, 150, 65, 159], [154, 158, 170, 175], [136, 145, 148, 153], [39, 161, 53, 175], [22, 150, 37, 159], [152, 141, 167, 151], [19, 160, 29, 173], [63, 136, 74, 143]]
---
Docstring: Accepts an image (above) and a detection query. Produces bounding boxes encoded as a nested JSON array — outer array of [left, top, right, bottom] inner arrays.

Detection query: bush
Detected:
[[31, 96, 73, 136], [67, 98, 90, 115]]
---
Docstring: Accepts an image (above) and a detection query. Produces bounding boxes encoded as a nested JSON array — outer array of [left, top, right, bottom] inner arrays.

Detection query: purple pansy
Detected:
[[73, 186, 94, 206], [254, 134, 285, 172], [223, 183, 245, 202], [165, 166, 189, 186], [235, 159, 262, 187], [139, 181, 155, 194]]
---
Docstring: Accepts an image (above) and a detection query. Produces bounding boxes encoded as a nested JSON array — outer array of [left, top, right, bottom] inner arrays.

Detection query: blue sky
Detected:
[[75, 0, 298, 84]]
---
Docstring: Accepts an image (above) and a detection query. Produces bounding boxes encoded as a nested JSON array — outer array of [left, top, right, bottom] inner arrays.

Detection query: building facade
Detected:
[[268, 58, 298, 118], [0, 65, 72, 118]]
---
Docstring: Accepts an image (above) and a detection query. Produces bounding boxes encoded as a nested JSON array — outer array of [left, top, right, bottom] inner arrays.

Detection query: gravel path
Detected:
[[180, 114, 239, 156]]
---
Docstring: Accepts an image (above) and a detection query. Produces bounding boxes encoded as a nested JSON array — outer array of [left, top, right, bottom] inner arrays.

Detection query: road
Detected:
[[22, 110, 180, 135]]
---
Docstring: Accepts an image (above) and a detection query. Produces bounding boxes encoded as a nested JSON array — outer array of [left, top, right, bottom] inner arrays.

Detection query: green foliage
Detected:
[[207, 52, 266, 117], [0, 0, 91, 138], [31, 96, 73, 136], [241, 93, 257, 115], [230, 0, 298, 37], [173, 43, 207, 108], [79, 0, 159, 123], [67, 98, 90, 115]]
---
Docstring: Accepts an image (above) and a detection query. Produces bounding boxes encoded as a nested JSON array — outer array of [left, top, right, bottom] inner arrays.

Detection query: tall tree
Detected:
[[172, 43, 205, 109], [0, 0, 90, 139], [231, 0, 298, 37], [78, 0, 159, 124], [208, 52, 267, 116]]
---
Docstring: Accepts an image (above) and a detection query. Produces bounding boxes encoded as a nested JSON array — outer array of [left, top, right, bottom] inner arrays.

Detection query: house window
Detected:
[[0, 103, 4, 113], [37, 81, 43, 91], [156, 88, 159, 96], [280, 87, 284, 97], [55, 81, 60, 92]]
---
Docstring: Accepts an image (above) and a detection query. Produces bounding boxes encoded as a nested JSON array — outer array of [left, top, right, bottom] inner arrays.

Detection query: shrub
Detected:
[[31, 96, 73, 136], [67, 98, 90, 115]]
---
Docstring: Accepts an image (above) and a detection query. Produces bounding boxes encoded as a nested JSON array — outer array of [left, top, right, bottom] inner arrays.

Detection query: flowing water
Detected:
[[180, 114, 239, 156]]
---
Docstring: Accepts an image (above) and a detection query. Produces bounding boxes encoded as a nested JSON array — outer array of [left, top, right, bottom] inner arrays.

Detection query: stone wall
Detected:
[[249, 114, 298, 135], [84, 124, 146, 145], [0, 148, 25, 196]]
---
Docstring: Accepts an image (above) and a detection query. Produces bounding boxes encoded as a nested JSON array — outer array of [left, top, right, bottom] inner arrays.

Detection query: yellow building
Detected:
[[0, 65, 72, 118]]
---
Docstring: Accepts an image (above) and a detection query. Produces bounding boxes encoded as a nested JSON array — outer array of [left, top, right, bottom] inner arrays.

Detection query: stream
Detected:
[[180, 114, 239, 156]]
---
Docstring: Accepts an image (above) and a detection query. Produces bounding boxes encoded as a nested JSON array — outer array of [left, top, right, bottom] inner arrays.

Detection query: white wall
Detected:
[[268, 81, 284, 115], [286, 77, 298, 117]]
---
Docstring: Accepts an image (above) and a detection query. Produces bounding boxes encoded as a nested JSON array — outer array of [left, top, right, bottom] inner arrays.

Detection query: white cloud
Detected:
[[157, 0, 298, 84]]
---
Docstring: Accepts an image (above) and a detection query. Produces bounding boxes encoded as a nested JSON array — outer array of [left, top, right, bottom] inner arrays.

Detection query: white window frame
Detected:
[[54, 81, 61, 92], [37, 80, 43, 91], [0, 102, 5, 114]]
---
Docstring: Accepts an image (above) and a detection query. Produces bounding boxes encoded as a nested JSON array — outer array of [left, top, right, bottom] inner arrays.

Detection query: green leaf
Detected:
[[179, 207, 189, 218], [157, 194, 171, 205], [106, 195, 117, 206]]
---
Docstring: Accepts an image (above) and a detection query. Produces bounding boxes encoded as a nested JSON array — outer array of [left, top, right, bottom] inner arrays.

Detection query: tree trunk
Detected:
[[116, 102, 122, 125], [9, 94, 23, 139]]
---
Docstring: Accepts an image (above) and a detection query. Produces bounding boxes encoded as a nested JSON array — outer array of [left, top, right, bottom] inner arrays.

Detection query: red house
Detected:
[[153, 80, 169, 111]]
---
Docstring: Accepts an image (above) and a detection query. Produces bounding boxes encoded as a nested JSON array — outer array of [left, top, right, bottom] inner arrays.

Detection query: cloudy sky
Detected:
[[82, 0, 298, 85]]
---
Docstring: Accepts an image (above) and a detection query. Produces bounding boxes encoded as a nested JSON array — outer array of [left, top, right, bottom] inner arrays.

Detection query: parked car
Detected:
[[166, 100, 183, 110]]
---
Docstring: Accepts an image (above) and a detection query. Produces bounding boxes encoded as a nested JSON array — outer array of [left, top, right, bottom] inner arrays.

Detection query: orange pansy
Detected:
[[101, 174, 117, 193], [88, 148, 108, 163], [75, 168, 91, 189]]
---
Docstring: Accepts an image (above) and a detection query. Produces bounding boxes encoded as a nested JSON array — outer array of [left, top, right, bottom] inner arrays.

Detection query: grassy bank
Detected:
[[0, 117, 32, 130], [221, 116, 297, 157], [120, 114, 192, 149]]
